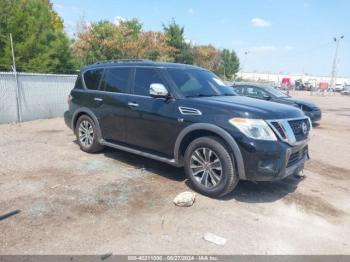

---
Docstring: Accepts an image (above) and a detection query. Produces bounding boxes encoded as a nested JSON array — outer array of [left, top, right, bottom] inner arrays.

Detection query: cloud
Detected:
[[243, 45, 294, 53], [250, 45, 276, 52], [188, 8, 195, 15], [114, 16, 126, 25], [284, 45, 294, 50], [251, 17, 271, 27]]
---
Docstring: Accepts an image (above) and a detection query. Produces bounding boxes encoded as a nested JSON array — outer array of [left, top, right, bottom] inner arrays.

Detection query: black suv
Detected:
[[64, 60, 311, 197]]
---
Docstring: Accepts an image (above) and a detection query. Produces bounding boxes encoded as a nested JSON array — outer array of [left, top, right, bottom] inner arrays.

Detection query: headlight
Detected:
[[229, 118, 277, 141]]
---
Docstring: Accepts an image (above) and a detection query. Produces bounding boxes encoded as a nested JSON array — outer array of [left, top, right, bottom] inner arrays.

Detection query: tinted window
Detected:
[[167, 68, 235, 97], [84, 69, 103, 90], [233, 86, 244, 95], [74, 73, 84, 89], [101, 67, 131, 93], [134, 68, 167, 96], [246, 86, 268, 98]]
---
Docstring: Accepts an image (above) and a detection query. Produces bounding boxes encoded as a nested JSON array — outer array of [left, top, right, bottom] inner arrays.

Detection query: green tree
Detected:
[[162, 19, 193, 64], [214, 49, 240, 79], [0, 0, 74, 73]]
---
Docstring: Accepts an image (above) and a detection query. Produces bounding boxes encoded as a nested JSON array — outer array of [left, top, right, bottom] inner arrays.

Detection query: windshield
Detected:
[[167, 68, 236, 97], [263, 85, 289, 98]]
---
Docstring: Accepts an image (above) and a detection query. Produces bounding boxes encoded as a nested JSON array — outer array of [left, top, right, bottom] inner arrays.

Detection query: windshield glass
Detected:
[[263, 85, 289, 98], [167, 68, 236, 97]]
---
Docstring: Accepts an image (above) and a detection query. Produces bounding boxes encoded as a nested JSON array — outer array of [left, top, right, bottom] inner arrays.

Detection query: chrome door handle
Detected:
[[94, 98, 103, 102], [128, 102, 139, 107]]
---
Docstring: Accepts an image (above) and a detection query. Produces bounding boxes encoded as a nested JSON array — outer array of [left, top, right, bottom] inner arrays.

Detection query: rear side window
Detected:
[[134, 68, 167, 96], [74, 73, 84, 89], [100, 67, 131, 93], [83, 69, 103, 90]]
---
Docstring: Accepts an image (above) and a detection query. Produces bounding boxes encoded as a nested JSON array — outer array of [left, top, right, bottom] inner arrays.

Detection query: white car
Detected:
[[331, 84, 344, 92], [341, 86, 350, 95]]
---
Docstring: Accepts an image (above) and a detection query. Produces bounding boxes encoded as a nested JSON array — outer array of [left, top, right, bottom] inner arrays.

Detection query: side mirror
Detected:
[[150, 83, 169, 98]]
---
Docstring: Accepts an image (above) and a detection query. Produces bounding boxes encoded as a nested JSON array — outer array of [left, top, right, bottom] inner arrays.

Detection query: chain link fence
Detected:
[[0, 72, 77, 124]]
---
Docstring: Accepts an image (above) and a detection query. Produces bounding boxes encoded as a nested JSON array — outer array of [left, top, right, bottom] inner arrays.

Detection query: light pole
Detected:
[[330, 35, 344, 89], [1, 33, 21, 122], [241, 51, 250, 79]]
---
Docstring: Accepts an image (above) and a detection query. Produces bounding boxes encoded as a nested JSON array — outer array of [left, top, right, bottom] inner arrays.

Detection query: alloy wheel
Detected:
[[78, 120, 94, 147], [190, 147, 223, 188]]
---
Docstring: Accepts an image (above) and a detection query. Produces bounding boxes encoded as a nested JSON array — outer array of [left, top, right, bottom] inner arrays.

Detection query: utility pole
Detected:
[[330, 35, 344, 89], [10, 33, 21, 122], [241, 51, 250, 79]]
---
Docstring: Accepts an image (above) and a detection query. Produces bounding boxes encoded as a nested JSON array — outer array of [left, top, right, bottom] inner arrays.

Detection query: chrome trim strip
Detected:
[[178, 106, 202, 115], [266, 116, 311, 146], [99, 139, 180, 167]]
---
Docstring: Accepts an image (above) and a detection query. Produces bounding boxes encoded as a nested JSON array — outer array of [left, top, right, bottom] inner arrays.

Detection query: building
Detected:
[[239, 71, 350, 87]]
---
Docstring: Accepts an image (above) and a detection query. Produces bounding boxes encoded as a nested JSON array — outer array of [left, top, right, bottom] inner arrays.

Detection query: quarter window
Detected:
[[100, 67, 131, 93], [83, 69, 103, 90], [134, 68, 167, 96]]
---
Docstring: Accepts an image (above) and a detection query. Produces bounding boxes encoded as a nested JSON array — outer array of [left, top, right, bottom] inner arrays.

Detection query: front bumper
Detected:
[[237, 138, 309, 181], [305, 110, 322, 123]]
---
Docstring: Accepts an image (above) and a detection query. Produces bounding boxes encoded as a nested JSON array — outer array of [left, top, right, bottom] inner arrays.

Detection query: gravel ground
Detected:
[[0, 92, 349, 255]]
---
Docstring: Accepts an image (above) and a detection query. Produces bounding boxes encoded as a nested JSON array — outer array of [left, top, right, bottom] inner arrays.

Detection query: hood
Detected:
[[190, 96, 305, 120]]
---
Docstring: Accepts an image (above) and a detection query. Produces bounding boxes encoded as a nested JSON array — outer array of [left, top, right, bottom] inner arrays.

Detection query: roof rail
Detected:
[[94, 59, 153, 65]]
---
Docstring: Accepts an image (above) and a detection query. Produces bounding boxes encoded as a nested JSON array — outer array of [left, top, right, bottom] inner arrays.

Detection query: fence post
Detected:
[[10, 33, 21, 122]]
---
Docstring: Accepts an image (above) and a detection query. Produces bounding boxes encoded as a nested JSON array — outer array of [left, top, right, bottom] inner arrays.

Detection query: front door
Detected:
[[124, 68, 181, 157]]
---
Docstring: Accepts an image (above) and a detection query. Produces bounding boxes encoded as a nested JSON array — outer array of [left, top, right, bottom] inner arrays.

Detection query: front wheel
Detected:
[[184, 136, 239, 197]]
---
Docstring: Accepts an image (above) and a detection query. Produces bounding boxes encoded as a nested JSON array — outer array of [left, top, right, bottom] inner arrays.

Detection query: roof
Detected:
[[82, 59, 203, 71]]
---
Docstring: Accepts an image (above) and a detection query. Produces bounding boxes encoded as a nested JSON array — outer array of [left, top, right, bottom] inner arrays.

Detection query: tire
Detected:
[[184, 136, 239, 197], [75, 115, 103, 153]]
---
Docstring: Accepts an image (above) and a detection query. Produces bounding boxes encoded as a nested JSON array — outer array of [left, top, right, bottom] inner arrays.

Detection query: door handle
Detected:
[[128, 102, 139, 107], [94, 98, 103, 102]]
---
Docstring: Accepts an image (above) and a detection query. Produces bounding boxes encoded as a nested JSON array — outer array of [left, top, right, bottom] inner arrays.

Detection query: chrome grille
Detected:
[[267, 117, 311, 145], [270, 121, 286, 139], [288, 119, 311, 141]]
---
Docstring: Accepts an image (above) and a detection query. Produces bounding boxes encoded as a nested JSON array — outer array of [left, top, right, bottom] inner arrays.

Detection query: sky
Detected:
[[52, 0, 350, 77]]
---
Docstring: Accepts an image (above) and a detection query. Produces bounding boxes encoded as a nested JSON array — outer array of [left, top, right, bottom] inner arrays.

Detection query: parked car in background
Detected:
[[330, 84, 344, 92], [231, 82, 322, 123], [341, 85, 350, 95], [64, 60, 311, 197]]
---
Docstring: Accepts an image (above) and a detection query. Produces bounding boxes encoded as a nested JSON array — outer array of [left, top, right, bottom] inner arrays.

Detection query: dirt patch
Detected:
[[283, 191, 345, 219], [306, 160, 350, 180], [38, 129, 65, 134]]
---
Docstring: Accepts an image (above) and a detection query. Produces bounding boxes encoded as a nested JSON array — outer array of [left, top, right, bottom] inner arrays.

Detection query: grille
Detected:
[[287, 147, 308, 168], [270, 121, 286, 139], [288, 118, 310, 141]]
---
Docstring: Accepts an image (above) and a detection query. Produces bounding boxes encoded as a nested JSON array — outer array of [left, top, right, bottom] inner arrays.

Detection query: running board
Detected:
[[99, 139, 180, 167]]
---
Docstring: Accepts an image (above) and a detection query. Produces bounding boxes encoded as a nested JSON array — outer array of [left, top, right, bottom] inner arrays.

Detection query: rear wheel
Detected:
[[75, 115, 103, 153], [184, 136, 239, 197]]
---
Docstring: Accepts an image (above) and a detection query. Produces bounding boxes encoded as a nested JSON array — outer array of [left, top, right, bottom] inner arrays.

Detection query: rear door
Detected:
[[124, 67, 179, 156], [76, 68, 104, 112], [98, 66, 132, 143]]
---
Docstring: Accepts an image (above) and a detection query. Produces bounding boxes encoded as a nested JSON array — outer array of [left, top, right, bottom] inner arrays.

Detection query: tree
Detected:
[[72, 20, 175, 65], [162, 19, 193, 64], [193, 45, 221, 71], [0, 0, 74, 73], [218, 49, 240, 79]]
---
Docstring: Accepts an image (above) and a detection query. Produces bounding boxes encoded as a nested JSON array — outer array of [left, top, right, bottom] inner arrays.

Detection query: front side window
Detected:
[[134, 68, 167, 96], [100, 67, 131, 93], [83, 69, 103, 90], [167, 68, 236, 97]]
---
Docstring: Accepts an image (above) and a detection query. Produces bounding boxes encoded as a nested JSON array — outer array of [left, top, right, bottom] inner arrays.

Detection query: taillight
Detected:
[[67, 94, 72, 106]]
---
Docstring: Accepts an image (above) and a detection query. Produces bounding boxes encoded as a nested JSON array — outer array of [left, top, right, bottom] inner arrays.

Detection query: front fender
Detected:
[[174, 123, 246, 179]]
